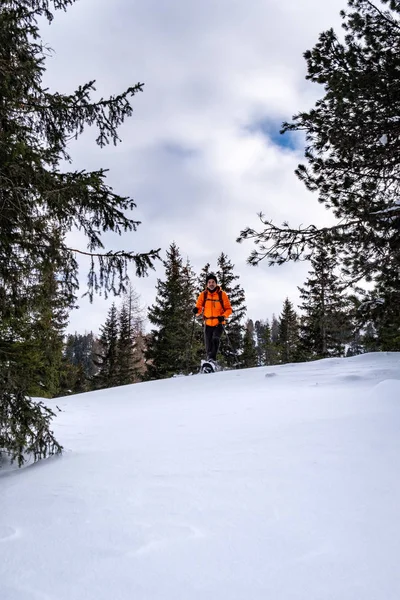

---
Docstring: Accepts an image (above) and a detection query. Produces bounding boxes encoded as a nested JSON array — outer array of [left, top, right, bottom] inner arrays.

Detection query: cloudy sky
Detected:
[[41, 0, 346, 334]]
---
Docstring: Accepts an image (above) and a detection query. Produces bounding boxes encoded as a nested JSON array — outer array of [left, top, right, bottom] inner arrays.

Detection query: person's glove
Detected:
[[193, 307, 199, 315], [217, 315, 224, 323]]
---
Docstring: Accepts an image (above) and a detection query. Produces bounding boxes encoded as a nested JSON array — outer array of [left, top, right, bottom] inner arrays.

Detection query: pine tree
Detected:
[[363, 322, 379, 353], [0, 258, 70, 400], [60, 331, 97, 394], [278, 299, 300, 364], [0, 0, 159, 465], [270, 314, 280, 364], [271, 314, 279, 344], [216, 253, 246, 364], [196, 263, 211, 296], [343, 295, 364, 357], [30, 260, 70, 397], [255, 319, 277, 366], [146, 243, 193, 379], [357, 271, 400, 351], [255, 320, 266, 366], [242, 320, 258, 368], [95, 304, 119, 389], [298, 246, 351, 358], [181, 258, 201, 372], [116, 304, 135, 386], [238, 0, 400, 290]]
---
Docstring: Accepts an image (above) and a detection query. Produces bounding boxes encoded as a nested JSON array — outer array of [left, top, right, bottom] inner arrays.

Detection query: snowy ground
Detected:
[[2, 353, 400, 600]]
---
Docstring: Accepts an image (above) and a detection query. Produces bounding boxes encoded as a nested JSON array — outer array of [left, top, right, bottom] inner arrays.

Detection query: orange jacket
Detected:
[[195, 286, 233, 326]]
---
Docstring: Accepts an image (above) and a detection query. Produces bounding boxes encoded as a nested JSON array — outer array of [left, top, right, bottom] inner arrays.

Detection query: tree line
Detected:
[[60, 237, 392, 393], [2, 0, 400, 465]]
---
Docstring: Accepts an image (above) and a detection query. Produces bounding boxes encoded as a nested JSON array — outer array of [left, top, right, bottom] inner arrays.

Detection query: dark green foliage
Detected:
[[241, 320, 258, 368], [356, 272, 400, 350], [0, 366, 62, 467], [278, 299, 301, 364], [117, 304, 133, 385], [271, 315, 279, 343], [196, 263, 211, 296], [29, 261, 70, 397], [298, 245, 352, 358], [95, 304, 119, 389], [216, 253, 246, 363], [0, 0, 159, 464], [346, 329, 364, 357], [238, 0, 400, 288], [91, 286, 147, 389], [255, 319, 278, 365], [64, 332, 97, 378], [181, 259, 202, 372], [254, 320, 267, 366], [146, 243, 196, 379], [362, 322, 379, 352], [59, 332, 98, 394], [0, 249, 71, 399]]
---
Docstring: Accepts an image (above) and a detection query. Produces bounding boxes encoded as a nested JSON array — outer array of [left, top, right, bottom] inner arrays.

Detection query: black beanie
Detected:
[[206, 272, 217, 285]]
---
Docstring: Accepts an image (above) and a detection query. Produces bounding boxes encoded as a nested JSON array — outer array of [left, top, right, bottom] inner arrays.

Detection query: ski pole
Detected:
[[222, 325, 240, 367], [185, 314, 197, 374]]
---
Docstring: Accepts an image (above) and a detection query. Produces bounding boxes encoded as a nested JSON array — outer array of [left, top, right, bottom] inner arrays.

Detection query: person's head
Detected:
[[206, 273, 217, 290]]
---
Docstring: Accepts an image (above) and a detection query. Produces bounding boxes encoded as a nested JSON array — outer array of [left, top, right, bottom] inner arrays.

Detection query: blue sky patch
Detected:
[[245, 119, 303, 151]]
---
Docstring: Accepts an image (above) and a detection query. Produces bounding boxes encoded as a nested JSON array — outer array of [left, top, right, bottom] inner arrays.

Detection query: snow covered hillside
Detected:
[[2, 353, 400, 600]]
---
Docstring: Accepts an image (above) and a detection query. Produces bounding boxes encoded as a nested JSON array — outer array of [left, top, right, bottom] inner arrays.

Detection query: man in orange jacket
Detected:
[[193, 273, 233, 365]]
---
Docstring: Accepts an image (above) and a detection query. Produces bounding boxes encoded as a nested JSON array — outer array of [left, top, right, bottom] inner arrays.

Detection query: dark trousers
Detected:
[[204, 324, 223, 361]]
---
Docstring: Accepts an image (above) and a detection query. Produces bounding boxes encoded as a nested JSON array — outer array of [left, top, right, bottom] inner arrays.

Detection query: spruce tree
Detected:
[[196, 263, 211, 296], [255, 319, 276, 366], [146, 243, 192, 379], [278, 299, 300, 364], [238, 0, 400, 289], [29, 259, 70, 397], [0, 0, 159, 465], [363, 322, 379, 353], [95, 303, 119, 389], [357, 272, 400, 351], [181, 258, 201, 372], [255, 320, 266, 366], [242, 320, 258, 368], [116, 304, 135, 386], [216, 253, 246, 364], [61, 332, 97, 394], [270, 314, 280, 365], [298, 246, 351, 358], [271, 314, 279, 344], [1, 258, 69, 400]]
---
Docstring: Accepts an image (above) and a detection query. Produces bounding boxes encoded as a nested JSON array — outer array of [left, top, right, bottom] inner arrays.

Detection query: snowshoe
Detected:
[[200, 359, 221, 374]]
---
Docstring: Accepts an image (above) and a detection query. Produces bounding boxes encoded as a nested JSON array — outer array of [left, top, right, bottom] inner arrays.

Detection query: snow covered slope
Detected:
[[1, 353, 400, 600]]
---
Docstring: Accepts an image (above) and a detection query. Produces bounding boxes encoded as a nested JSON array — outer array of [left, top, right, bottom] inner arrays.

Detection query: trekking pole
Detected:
[[185, 315, 197, 374], [222, 325, 240, 368]]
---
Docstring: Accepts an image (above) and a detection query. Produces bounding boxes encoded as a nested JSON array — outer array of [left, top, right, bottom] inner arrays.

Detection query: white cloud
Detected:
[[40, 0, 346, 334]]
